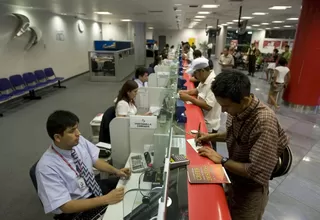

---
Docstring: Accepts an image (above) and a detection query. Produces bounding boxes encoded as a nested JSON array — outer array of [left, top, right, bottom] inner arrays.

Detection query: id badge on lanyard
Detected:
[[77, 177, 87, 190]]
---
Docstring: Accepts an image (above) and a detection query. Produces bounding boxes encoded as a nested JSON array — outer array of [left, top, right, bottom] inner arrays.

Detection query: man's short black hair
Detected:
[[193, 50, 202, 58], [278, 57, 288, 66], [46, 110, 79, 140], [135, 67, 147, 79], [285, 45, 290, 48], [211, 70, 251, 104]]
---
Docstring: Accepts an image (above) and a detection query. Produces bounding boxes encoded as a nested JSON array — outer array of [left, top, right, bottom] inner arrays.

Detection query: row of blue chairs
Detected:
[[0, 68, 66, 116]]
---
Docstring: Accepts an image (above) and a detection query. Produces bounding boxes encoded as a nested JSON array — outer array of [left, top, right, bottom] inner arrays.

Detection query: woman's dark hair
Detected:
[[116, 80, 138, 106], [278, 57, 288, 66], [165, 44, 169, 48], [170, 45, 174, 49], [193, 50, 202, 58], [273, 49, 279, 53], [46, 110, 79, 140], [211, 70, 251, 104], [135, 67, 147, 79]]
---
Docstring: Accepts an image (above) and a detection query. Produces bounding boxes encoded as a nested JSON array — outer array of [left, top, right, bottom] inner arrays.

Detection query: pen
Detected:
[[195, 122, 201, 146]]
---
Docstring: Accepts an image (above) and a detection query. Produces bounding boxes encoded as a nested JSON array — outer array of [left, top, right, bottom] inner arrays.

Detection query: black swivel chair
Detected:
[[102, 61, 115, 76], [91, 60, 99, 72], [99, 106, 116, 144], [30, 161, 39, 192]]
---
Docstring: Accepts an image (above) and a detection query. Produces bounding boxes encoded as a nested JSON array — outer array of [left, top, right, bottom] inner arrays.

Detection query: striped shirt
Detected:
[[226, 96, 288, 186]]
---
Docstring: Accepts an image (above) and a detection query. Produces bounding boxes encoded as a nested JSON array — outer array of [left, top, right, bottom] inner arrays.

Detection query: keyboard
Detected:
[[72, 206, 107, 220], [129, 154, 148, 173]]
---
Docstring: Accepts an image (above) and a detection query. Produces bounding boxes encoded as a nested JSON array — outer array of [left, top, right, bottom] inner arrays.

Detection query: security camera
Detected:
[[173, 6, 177, 11]]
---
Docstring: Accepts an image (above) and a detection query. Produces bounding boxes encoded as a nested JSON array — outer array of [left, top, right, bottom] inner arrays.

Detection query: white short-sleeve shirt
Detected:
[[197, 71, 221, 131], [275, 66, 290, 83], [116, 100, 137, 117], [36, 136, 100, 214]]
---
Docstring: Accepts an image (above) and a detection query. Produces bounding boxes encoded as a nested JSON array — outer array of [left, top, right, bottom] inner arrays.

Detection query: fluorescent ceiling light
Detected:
[[252, 12, 268, 15], [284, 25, 292, 27], [252, 24, 260, 27], [273, 27, 280, 29], [61, 13, 67, 15], [266, 28, 271, 30], [227, 26, 232, 29], [174, 4, 182, 6], [241, 16, 254, 19], [193, 19, 202, 21], [94, 11, 112, 15], [148, 27, 154, 29], [233, 19, 242, 22], [207, 26, 213, 28], [248, 31, 253, 34], [221, 24, 227, 26], [269, 6, 292, 10], [247, 26, 252, 29], [198, 11, 210, 14], [261, 23, 269, 25], [272, 21, 284, 23], [195, 16, 206, 18], [201, 4, 219, 8], [287, 17, 299, 20], [121, 19, 132, 22], [175, 9, 182, 12], [227, 22, 233, 24]]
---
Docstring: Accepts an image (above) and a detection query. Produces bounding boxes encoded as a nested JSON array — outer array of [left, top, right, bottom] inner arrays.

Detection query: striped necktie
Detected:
[[71, 149, 102, 197]]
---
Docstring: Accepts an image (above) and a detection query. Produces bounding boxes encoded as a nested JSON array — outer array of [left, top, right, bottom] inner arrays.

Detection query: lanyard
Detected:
[[51, 146, 80, 176]]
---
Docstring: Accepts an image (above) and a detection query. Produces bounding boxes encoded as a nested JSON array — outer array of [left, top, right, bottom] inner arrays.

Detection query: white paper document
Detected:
[[187, 138, 202, 153]]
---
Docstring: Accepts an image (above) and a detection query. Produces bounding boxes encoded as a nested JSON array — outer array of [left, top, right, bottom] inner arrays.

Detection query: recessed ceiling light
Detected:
[[227, 22, 233, 24], [252, 24, 260, 27], [174, 4, 182, 6], [201, 4, 220, 8], [273, 27, 280, 29], [248, 31, 253, 34], [284, 25, 292, 27], [287, 18, 299, 20], [207, 26, 213, 28], [269, 6, 292, 10], [266, 28, 271, 30], [94, 12, 112, 15], [195, 16, 206, 18], [148, 27, 154, 29], [233, 19, 242, 22], [272, 21, 284, 23], [227, 26, 232, 29], [221, 24, 227, 26], [252, 12, 268, 15], [241, 16, 254, 19], [121, 19, 132, 22], [193, 19, 202, 21], [198, 11, 210, 14], [261, 23, 269, 25], [176, 9, 182, 12]]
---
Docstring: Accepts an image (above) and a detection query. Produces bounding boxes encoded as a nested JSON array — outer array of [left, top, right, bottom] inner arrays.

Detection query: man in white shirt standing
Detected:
[[207, 42, 213, 59], [134, 67, 148, 88], [179, 57, 221, 150], [153, 41, 159, 58], [219, 47, 234, 70]]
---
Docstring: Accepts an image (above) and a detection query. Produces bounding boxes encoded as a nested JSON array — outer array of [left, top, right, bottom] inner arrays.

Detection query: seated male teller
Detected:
[[36, 110, 131, 219], [134, 67, 148, 88]]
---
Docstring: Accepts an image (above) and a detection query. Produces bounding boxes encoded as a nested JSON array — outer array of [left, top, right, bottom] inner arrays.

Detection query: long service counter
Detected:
[[183, 63, 231, 220]]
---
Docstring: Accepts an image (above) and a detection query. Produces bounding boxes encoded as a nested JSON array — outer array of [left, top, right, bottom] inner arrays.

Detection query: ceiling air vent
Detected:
[[189, 5, 199, 8], [148, 10, 163, 13], [229, 0, 243, 2]]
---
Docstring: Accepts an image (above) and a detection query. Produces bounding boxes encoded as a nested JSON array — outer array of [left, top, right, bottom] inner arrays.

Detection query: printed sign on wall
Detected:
[[263, 40, 281, 49]]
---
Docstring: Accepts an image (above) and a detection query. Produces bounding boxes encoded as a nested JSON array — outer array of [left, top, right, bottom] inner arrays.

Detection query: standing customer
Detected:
[[281, 45, 291, 63], [268, 57, 290, 110], [196, 70, 288, 220], [247, 43, 257, 77], [207, 42, 213, 60], [179, 57, 221, 150], [219, 47, 234, 70], [153, 41, 159, 58]]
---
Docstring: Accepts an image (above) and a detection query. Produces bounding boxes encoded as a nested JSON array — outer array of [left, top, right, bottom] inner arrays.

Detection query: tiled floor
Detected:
[[248, 71, 320, 220]]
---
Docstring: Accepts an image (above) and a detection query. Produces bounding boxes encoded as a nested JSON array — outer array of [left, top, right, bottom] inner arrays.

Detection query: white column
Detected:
[[131, 22, 146, 66], [214, 26, 227, 74]]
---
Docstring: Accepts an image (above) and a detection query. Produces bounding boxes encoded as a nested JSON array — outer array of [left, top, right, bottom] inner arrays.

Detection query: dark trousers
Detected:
[[154, 50, 159, 58], [54, 176, 119, 220], [248, 55, 256, 76], [210, 129, 218, 151], [207, 49, 212, 59]]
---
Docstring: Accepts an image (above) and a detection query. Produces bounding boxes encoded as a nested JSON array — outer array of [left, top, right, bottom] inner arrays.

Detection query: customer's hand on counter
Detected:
[[198, 147, 223, 164], [179, 92, 192, 102]]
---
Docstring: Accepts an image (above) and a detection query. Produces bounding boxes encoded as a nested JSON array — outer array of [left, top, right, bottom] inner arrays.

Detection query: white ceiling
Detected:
[[0, 0, 302, 30]]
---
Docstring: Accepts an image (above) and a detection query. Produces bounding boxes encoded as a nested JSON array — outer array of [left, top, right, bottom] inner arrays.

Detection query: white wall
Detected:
[[153, 29, 208, 48], [102, 23, 128, 41], [146, 30, 153, 39], [251, 30, 294, 54], [0, 5, 102, 79]]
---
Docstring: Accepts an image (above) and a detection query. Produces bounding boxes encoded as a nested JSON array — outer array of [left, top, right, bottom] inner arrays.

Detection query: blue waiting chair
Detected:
[[43, 68, 66, 88], [22, 72, 44, 89], [9, 75, 33, 95], [34, 70, 50, 86], [0, 78, 14, 101]]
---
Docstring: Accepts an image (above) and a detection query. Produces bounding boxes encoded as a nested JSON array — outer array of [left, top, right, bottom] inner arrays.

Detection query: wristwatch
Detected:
[[221, 157, 229, 167]]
